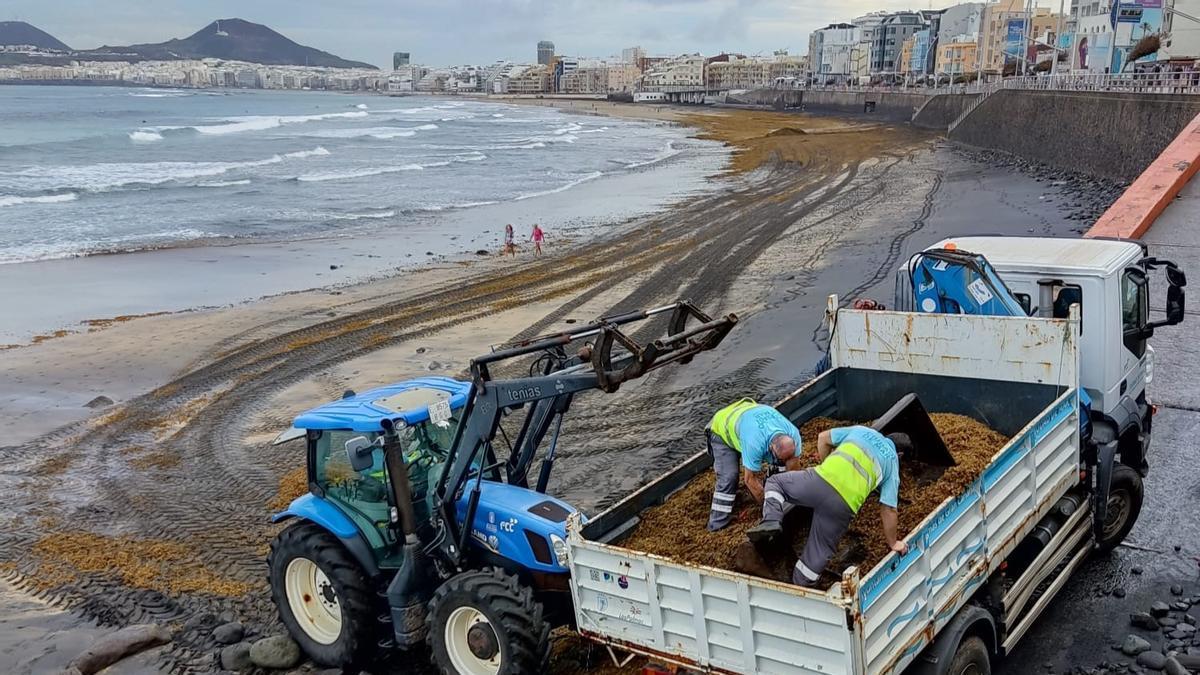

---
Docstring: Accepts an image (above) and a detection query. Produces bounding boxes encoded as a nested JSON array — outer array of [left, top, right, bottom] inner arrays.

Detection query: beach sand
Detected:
[[0, 102, 1105, 673]]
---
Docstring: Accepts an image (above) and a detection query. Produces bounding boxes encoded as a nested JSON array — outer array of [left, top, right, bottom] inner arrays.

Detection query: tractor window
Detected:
[[314, 431, 393, 548], [1121, 269, 1150, 358]]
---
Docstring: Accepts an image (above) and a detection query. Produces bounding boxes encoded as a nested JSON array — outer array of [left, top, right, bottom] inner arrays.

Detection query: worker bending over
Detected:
[[705, 399, 803, 531], [747, 425, 912, 587]]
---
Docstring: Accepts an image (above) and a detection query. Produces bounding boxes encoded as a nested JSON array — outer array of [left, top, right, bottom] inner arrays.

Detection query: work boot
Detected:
[[745, 520, 782, 544]]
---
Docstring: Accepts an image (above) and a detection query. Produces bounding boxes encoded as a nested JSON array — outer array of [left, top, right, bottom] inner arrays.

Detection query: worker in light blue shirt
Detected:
[[705, 399, 803, 531], [748, 425, 910, 587]]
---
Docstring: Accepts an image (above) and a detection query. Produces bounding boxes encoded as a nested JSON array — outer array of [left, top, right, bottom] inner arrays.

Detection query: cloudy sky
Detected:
[[5, 0, 1043, 68]]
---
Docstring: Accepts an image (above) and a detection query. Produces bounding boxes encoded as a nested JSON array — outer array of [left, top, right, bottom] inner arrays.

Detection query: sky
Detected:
[[4, 0, 1055, 69]]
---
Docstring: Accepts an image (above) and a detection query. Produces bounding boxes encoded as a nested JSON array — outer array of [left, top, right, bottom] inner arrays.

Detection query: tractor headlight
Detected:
[[549, 534, 569, 567]]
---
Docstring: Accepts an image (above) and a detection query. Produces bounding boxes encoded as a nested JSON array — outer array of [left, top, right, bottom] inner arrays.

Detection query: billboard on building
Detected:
[[1004, 18, 1026, 60]]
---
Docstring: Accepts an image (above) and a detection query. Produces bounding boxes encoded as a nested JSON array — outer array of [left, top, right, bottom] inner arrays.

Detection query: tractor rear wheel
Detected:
[[427, 568, 550, 675], [268, 521, 378, 667]]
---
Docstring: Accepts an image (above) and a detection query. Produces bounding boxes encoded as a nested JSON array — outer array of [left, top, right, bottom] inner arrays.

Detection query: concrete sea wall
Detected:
[[950, 90, 1200, 183]]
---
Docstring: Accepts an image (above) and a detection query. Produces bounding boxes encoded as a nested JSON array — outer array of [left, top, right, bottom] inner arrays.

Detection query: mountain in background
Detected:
[[86, 18, 376, 69], [0, 21, 71, 51]]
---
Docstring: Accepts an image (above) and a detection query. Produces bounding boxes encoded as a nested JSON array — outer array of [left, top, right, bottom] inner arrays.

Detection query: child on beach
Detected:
[[530, 224, 545, 255], [504, 224, 515, 257]]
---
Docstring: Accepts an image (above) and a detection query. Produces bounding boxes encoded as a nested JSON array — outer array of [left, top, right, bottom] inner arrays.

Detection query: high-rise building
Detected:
[[393, 52, 410, 70], [537, 40, 555, 66], [622, 46, 646, 65]]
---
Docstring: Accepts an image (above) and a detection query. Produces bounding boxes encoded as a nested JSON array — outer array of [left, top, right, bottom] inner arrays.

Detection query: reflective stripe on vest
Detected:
[[814, 442, 880, 513], [709, 399, 757, 453]]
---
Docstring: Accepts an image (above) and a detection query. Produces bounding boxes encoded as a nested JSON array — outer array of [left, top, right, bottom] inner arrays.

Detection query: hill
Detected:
[[87, 18, 376, 69], [0, 21, 71, 51]]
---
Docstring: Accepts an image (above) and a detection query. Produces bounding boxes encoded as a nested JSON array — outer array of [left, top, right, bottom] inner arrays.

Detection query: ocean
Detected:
[[0, 86, 716, 264]]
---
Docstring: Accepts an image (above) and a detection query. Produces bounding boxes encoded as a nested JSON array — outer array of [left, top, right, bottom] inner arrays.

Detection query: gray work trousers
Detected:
[[707, 431, 740, 531], [762, 469, 854, 587]]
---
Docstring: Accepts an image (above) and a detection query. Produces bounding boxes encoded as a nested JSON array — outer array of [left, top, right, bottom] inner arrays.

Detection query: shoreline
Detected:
[[0, 98, 732, 345]]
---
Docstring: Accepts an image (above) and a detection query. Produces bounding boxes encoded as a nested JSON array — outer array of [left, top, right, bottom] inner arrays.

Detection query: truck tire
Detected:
[[268, 521, 378, 667], [1097, 463, 1144, 553], [946, 636, 990, 675], [428, 568, 550, 675]]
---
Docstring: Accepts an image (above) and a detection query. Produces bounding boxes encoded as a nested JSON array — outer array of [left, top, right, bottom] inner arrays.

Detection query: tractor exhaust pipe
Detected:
[[381, 418, 430, 647]]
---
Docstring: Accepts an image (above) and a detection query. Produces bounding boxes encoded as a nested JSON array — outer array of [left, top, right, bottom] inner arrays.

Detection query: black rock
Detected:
[[219, 642, 252, 671], [248, 635, 301, 669], [1172, 585, 1185, 596], [212, 622, 244, 645], [1161, 618, 1180, 628], [425, 251, 433, 256], [329, 264, 339, 270], [1137, 651, 1166, 670], [1124, 634, 1153, 656], [1174, 603, 1191, 612], [1153, 602, 1172, 617], [84, 395, 114, 409], [1173, 653, 1200, 668], [1115, 588, 1128, 598], [1163, 657, 1189, 675], [415, 347, 426, 354], [1134, 613, 1161, 630], [475, 249, 490, 256], [1174, 545, 1182, 552], [1133, 566, 1145, 575]]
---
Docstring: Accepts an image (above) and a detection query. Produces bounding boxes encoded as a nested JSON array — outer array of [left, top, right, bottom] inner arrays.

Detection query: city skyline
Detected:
[[3, 0, 1063, 68]]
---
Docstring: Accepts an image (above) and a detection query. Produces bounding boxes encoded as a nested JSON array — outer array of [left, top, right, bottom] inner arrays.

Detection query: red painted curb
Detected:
[[1087, 111, 1200, 240]]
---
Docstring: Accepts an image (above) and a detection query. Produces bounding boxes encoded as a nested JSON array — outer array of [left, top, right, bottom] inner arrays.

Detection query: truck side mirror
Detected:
[[1148, 284, 1186, 329], [344, 436, 375, 472]]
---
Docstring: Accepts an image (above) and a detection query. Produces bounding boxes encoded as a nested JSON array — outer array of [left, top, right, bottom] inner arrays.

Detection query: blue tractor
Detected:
[[267, 301, 737, 674]]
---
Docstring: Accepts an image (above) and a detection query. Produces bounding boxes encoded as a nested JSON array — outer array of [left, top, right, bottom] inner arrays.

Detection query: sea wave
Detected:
[[195, 179, 252, 188], [295, 164, 426, 182], [9, 148, 324, 192], [0, 193, 79, 208], [0, 227, 215, 264], [129, 130, 164, 142], [622, 141, 682, 170], [283, 146, 332, 159], [333, 209, 396, 220], [577, 127, 609, 134], [144, 111, 371, 137], [302, 124, 436, 140], [128, 90, 190, 98], [355, 103, 369, 110], [514, 171, 603, 201], [553, 122, 583, 135]]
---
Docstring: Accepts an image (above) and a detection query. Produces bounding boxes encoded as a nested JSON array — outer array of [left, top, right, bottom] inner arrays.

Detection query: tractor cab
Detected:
[[286, 377, 471, 566]]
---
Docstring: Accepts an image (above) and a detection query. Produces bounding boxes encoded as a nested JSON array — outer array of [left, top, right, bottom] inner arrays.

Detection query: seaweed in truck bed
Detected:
[[619, 414, 1008, 588]]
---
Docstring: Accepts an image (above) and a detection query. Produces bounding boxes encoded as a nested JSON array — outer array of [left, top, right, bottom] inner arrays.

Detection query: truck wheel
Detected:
[[268, 521, 378, 667], [427, 568, 550, 675], [1097, 463, 1144, 553], [946, 636, 990, 675]]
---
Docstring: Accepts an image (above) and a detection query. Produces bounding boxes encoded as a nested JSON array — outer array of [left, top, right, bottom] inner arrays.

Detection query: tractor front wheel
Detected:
[[268, 521, 378, 667], [427, 568, 550, 675]]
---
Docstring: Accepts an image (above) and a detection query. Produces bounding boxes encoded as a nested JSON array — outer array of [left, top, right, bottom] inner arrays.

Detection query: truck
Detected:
[[566, 299, 1114, 675]]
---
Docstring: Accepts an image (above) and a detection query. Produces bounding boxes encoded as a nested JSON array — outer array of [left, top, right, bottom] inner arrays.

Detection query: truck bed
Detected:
[[567, 306, 1082, 674]]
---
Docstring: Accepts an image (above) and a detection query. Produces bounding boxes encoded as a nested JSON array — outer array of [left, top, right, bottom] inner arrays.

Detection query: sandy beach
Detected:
[[0, 101, 1117, 673]]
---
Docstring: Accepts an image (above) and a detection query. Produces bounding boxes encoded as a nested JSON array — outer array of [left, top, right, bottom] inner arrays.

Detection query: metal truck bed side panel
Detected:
[[569, 543, 858, 674], [857, 390, 1080, 674]]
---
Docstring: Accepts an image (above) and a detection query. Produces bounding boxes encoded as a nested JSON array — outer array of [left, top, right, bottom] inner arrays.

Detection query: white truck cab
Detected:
[[894, 235, 1186, 545]]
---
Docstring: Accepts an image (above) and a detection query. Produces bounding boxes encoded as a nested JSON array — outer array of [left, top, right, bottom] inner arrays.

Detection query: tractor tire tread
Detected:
[[428, 567, 550, 674], [268, 521, 379, 667]]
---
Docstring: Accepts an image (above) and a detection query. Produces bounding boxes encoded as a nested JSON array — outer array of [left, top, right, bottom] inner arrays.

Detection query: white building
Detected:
[[810, 23, 863, 81], [642, 53, 705, 90], [622, 46, 646, 64]]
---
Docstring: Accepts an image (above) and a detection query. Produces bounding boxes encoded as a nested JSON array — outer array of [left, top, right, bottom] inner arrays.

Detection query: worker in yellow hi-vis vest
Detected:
[[704, 399, 803, 531], [746, 425, 913, 587]]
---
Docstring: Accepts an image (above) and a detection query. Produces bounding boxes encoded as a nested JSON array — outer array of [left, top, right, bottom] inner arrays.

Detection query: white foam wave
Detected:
[[0, 193, 79, 208], [284, 146, 331, 159], [0, 227, 214, 264], [334, 209, 396, 220], [577, 127, 609, 134], [622, 141, 682, 169], [295, 164, 425, 182], [195, 179, 252, 188], [303, 124, 437, 140], [11, 156, 286, 192], [514, 171, 603, 201], [128, 90, 190, 98], [356, 103, 369, 109], [491, 113, 505, 117], [129, 130, 164, 142], [178, 111, 370, 136], [553, 123, 583, 135]]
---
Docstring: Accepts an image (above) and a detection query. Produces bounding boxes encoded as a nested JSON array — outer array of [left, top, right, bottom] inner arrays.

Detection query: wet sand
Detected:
[[0, 103, 1108, 673]]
